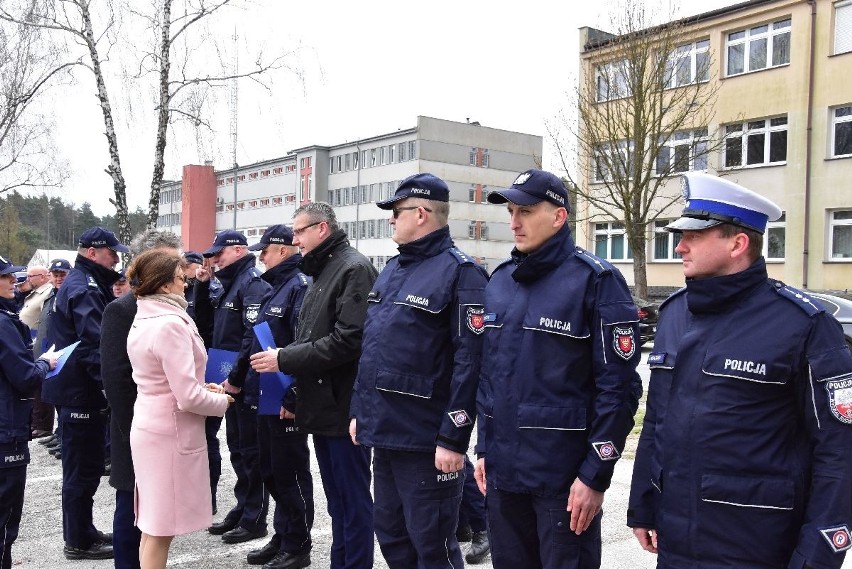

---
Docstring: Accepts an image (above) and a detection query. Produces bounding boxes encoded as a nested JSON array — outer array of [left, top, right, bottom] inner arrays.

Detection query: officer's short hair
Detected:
[[129, 229, 182, 257], [408, 197, 449, 225], [716, 223, 763, 261], [294, 202, 339, 233]]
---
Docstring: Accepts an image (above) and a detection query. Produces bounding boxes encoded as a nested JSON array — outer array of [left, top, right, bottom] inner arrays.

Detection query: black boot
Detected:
[[248, 535, 281, 565], [465, 531, 490, 564]]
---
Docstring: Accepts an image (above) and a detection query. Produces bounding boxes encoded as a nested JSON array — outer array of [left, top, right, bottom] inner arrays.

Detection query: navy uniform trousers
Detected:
[[373, 448, 464, 568], [487, 488, 601, 569], [60, 406, 106, 549], [223, 396, 268, 532], [257, 416, 313, 555], [0, 443, 27, 569]]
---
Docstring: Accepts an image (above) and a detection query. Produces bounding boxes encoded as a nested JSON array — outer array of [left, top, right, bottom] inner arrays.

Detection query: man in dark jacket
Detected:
[[101, 230, 182, 569], [251, 202, 378, 569], [349, 173, 488, 568], [196, 230, 272, 544], [43, 226, 129, 561]]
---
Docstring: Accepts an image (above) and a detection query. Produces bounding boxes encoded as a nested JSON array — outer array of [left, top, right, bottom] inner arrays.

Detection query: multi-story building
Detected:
[[578, 0, 852, 291], [157, 115, 542, 272]]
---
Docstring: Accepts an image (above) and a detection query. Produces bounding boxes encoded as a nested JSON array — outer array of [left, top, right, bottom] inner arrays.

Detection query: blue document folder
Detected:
[[205, 348, 238, 383], [45, 341, 81, 379], [252, 321, 295, 415]]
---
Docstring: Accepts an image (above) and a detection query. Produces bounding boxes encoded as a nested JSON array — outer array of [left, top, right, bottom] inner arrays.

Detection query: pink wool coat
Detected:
[[127, 297, 230, 536]]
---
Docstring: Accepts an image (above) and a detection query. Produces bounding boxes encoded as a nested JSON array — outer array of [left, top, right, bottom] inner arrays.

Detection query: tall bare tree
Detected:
[[550, 1, 727, 298], [0, 14, 71, 195]]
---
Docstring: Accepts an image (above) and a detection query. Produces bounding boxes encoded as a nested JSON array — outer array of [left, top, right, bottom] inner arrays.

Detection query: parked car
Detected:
[[632, 295, 659, 346], [808, 292, 852, 349]]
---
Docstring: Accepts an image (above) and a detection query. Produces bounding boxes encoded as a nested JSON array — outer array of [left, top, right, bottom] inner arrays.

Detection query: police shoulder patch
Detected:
[[772, 281, 823, 316], [825, 378, 852, 424], [448, 247, 474, 265], [820, 525, 852, 553], [465, 305, 486, 335], [612, 326, 636, 360], [592, 441, 620, 461], [574, 248, 612, 275], [245, 303, 261, 324]]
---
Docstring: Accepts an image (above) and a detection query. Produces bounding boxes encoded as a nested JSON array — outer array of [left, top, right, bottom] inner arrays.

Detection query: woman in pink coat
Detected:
[[126, 250, 233, 569]]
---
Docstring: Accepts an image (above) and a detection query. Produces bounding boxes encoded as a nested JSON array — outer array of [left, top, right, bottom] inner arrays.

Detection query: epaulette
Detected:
[[249, 268, 262, 279], [87, 275, 98, 288], [574, 247, 612, 275], [448, 247, 474, 265], [297, 274, 309, 286], [659, 287, 686, 310], [771, 280, 823, 316]]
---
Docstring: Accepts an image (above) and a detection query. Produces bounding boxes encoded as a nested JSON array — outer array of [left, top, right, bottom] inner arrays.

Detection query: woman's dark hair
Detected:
[[127, 250, 182, 297]]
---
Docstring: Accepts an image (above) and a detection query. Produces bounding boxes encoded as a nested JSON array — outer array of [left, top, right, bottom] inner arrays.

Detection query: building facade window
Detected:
[[371, 149, 377, 167], [398, 142, 406, 162], [835, 0, 852, 55], [408, 141, 416, 160], [388, 144, 395, 163], [832, 105, 852, 157], [652, 220, 682, 260], [766, 213, 786, 260], [726, 18, 791, 76], [655, 128, 709, 174], [594, 222, 633, 260], [665, 39, 710, 88], [724, 116, 788, 168], [595, 59, 631, 102], [830, 210, 852, 259], [594, 140, 634, 182]]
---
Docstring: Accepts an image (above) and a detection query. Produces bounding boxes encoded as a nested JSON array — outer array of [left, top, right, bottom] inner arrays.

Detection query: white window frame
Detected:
[[652, 220, 682, 261], [595, 59, 631, 102], [765, 213, 786, 261], [723, 116, 788, 168], [726, 18, 791, 77], [655, 128, 709, 175], [835, 0, 852, 55], [665, 39, 710, 88], [829, 210, 852, 259], [593, 140, 635, 182], [593, 222, 633, 261], [831, 105, 852, 158]]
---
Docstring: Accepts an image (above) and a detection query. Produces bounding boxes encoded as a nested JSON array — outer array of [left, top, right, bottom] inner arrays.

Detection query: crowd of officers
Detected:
[[0, 168, 850, 569]]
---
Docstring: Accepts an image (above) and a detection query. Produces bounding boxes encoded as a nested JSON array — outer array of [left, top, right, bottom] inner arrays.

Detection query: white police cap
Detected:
[[665, 172, 782, 234]]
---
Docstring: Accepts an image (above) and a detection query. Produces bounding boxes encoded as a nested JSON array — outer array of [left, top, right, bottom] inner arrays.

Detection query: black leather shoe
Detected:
[[45, 439, 61, 450], [96, 530, 113, 543], [465, 531, 490, 564], [32, 429, 52, 439], [38, 434, 56, 445], [222, 526, 268, 544], [247, 535, 281, 565], [208, 518, 239, 535], [456, 524, 472, 542], [64, 540, 114, 560], [263, 551, 311, 569], [52, 449, 62, 459]]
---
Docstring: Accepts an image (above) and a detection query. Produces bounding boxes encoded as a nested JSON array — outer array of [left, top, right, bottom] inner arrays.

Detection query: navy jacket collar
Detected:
[[215, 254, 257, 291], [262, 254, 303, 287], [685, 258, 768, 314], [511, 225, 575, 283], [299, 230, 349, 277], [397, 226, 453, 265]]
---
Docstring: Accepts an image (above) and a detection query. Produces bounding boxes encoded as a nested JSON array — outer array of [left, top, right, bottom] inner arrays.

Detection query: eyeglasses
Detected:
[[392, 206, 432, 219], [27, 273, 49, 280], [293, 221, 323, 237]]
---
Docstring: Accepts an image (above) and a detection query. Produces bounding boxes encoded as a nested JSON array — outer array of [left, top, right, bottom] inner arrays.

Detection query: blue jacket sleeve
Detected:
[[0, 318, 49, 396], [68, 286, 108, 385], [229, 277, 272, 388]]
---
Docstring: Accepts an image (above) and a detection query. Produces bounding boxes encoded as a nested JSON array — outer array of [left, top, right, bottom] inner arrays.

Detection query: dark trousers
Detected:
[[224, 398, 268, 531], [113, 489, 141, 569], [373, 448, 464, 569], [31, 383, 55, 433], [458, 455, 487, 533], [257, 416, 313, 554], [313, 435, 373, 569], [487, 488, 602, 569], [206, 415, 222, 513], [0, 462, 26, 569], [59, 407, 106, 548]]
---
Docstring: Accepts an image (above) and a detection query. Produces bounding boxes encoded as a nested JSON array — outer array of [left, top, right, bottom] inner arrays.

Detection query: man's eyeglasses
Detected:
[[293, 221, 323, 237], [392, 206, 432, 219], [27, 273, 49, 281]]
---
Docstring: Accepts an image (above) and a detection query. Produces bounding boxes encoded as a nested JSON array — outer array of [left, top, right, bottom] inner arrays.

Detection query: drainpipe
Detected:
[[802, 0, 817, 289]]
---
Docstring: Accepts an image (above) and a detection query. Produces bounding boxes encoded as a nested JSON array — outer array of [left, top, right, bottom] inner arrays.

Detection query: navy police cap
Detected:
[[49, 259, 72, 272], [248, 224, 294, 251], [182, 251, 204, 265], [0, 255, 26, 276], [376, 173, 449, 209], [666, 173, 782, 234], [488, 169, 569, 210], [203, 230, 248, 257], [79, 226, 130, 253]]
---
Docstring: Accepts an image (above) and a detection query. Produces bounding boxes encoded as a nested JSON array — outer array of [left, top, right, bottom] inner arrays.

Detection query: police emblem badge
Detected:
[[820, 525, 852, 553], [825, 378, 852, 424], [613, 326, 635, 360], [592, 441, 620, 461], [245, 304, 260, 324], [466, 306, 486, 335], [513, 172, 532, 185], [448, 410, 472, 428]]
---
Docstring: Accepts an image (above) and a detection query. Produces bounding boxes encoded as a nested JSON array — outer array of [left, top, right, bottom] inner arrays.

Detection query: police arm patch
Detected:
[[463, 305, 486, 335], [612, 326, 635, 360], [245, 303, 261, 324], [825, 378, 852, 424], [820, 525, 852, 553], [592, 441, 620, 461], [447, 410, 472, 428]]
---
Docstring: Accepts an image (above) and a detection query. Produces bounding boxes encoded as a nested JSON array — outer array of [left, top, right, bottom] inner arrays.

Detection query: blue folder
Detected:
[[252, 321, 295, 415], [45, 341, 81, 379], [205, 348, 238, 383]]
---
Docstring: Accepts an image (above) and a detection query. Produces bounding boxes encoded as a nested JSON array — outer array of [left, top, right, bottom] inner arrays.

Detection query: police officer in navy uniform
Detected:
[[349, 173, 488, 568], [240, 225, 314, 569], [43, 226, 127, 560], [196, 230, 273, 543], [628, 173, 852, 569], [0, 255, 57, 569], [474, 169, 641, 569]]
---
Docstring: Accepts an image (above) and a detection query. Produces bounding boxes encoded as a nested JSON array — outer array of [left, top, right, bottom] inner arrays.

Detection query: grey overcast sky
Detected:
[[47, 0, 740, 216]]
